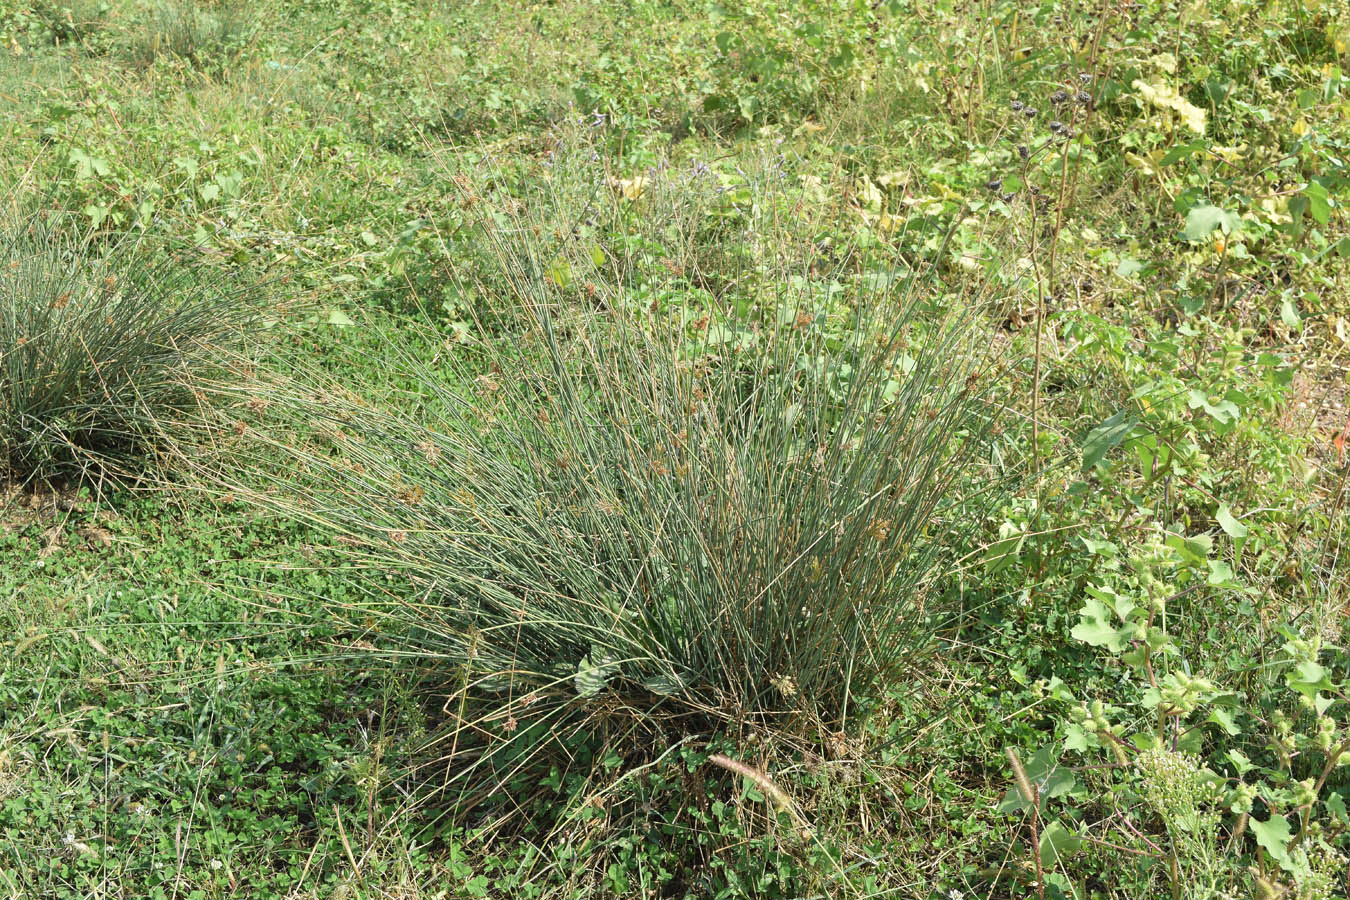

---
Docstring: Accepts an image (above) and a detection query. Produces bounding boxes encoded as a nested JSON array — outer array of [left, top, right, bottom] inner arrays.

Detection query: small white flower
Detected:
[[62, 831, 75, 847]]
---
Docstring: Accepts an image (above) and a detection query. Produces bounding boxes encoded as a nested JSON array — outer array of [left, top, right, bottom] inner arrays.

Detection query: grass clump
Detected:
[[220, 156, 1010, 791], [0, 210, 255, 487], [125, 0, 253, 70]]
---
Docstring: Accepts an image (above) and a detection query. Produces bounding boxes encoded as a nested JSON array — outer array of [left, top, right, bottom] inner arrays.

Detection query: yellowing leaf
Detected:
[[1330, 313, 1350, 346], [854, 177, 882, 212], [1133, 79, 1207, 134], [1125, 152, 1159, 176], [799, 174, 827, 203], [874, 213, 903, 234], [1256, 196, 1292, 225], [613, 175, 648, 200], [1149, 52, 1178, 73], [547, 257, 572, 288]]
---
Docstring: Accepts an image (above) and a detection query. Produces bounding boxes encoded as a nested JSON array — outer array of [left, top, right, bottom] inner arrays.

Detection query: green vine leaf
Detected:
[[1183, 204, 1242, 241], [1039, 820, 1083, 867], [1250, 814, 1293, 871], [1071, 591, 1128, 652], [1216, 504, 1248, 539], [1081, 410, 1138, 470]]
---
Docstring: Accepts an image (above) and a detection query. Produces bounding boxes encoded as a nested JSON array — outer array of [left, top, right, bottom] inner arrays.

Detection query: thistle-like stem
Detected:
[[1006, 748, 1045, 900]]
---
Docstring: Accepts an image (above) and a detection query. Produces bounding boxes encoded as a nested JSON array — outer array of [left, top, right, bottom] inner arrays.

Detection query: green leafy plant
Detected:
[[1001, 532, 1350, 899], [699, 0, 882, 127]]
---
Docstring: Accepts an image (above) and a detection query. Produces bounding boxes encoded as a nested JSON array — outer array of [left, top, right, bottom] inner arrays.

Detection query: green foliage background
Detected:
[[2, 0, 1349, 897]]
